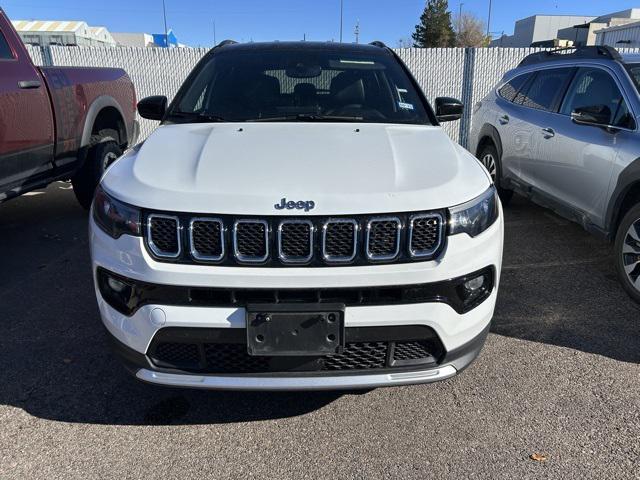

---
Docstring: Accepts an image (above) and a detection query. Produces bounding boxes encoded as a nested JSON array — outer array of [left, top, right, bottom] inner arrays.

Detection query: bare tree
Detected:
[[454, 12, 490, 47]]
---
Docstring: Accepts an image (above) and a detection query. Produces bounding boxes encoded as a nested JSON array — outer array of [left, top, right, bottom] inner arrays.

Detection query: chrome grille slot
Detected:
[[322, 219, 357, 262], [366, 217, 401, 261], [278, 220, 313, 263], [233, 220, 269, 263], [190, 218, 224, 261], [409, 213, 443, 258], [147, 214, 181, 258]]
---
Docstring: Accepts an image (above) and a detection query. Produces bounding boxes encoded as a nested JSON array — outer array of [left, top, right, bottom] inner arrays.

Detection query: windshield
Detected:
[[168, 48, 432, 125], [627, 63, 640, 93]]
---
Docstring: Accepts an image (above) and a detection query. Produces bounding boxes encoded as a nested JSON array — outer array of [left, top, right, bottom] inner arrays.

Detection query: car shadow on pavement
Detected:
[[491, 196, 640, 364], [0, 188, 638, 426]]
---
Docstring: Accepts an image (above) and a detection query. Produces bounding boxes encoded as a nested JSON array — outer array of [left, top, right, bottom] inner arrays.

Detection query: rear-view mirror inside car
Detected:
[[286, 63, 322, 78]]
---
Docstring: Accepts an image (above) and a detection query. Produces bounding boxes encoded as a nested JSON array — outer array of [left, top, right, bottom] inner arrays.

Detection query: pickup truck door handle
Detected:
[[498, 115, 509, 125], [541, 127, 555, 138], [18, 80, 41, 89]]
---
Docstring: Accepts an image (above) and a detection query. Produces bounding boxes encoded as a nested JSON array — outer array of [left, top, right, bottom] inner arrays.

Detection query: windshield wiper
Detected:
[[251, 113, 364, 123], [167, 111, 231, 123]]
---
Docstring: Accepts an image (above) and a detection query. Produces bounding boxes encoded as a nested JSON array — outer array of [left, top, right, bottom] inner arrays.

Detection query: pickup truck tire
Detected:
[[478, 143, 513, 205], [72, 131, 122, 210], [614, 203, 640, 303]]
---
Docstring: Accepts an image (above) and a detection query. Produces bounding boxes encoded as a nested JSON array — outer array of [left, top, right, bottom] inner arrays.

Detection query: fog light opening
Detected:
[[107, 276, 128, 293], [463, 275, 485, 294]]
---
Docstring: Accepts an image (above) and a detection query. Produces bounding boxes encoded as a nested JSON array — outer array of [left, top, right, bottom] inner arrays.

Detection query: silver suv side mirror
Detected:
[[571, 105, 611, 127]]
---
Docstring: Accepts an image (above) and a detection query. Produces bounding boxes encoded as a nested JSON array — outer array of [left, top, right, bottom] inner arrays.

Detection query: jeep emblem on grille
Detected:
[[274, 198, 315, 212]]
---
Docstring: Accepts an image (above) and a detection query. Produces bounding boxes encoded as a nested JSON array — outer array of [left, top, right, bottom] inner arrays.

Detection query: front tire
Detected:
[[477, 143, 513, 205], [614, 204, 640, 304], [72, 132, 122, 210]]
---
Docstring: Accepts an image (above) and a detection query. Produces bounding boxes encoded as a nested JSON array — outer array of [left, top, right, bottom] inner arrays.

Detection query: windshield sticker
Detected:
[[398, 102, 415, 110]]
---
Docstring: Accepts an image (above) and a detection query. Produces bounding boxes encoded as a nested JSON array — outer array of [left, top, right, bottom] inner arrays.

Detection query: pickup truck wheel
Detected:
[[72, 133, 122, 210], [614, 203, 640, 303], [477, 143, 513, 205]]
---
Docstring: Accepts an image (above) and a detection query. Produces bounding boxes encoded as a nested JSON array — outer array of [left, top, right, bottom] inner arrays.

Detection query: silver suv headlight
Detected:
[[449, 186, 499, 237]]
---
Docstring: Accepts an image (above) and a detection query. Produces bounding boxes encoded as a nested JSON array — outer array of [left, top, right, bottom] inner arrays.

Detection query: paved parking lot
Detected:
[[0, 182, 639, 479]]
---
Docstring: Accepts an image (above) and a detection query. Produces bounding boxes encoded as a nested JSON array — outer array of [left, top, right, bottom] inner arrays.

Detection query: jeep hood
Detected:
[[103, 122, 491, 215]]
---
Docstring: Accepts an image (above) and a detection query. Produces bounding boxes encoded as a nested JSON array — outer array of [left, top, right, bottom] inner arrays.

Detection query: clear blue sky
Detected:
[[2, 0, 635, 47]]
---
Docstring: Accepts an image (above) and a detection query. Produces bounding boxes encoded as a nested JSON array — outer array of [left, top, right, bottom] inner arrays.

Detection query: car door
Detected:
[[506, 67, 576, 194], [492, 72, 534, 184], [538, 66, 629, 226], [0, 26, 54, 192]]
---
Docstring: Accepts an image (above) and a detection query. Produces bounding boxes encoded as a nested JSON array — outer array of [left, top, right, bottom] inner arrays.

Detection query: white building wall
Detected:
[[596, 22, 640, 47]]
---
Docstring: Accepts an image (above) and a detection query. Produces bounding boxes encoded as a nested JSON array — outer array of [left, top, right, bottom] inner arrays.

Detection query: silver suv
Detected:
[[469, 46, 640, 303]]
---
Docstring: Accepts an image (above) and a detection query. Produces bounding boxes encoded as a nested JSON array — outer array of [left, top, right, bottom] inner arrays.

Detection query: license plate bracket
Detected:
[[246, 304, 345, 356]]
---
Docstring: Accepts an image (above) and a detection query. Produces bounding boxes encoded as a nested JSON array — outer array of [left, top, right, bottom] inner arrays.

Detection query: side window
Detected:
[[560, 68, 633, 128], [498, 73, 531, 102], [0, 30, 13, 59], [516, 68, 574, 112]]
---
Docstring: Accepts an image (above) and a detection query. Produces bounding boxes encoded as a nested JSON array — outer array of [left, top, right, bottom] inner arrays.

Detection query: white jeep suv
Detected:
[[90, 41, 503, 390]]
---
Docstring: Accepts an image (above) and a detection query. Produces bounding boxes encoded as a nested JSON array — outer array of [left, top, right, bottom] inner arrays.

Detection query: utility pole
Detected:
[[458, 2, 464, 33], [339, 0, 344, 43], [162, 0, 169, 47], [213, 20, 217, 45], [354, 19, 360, 44], [486, 0, 492, 39]]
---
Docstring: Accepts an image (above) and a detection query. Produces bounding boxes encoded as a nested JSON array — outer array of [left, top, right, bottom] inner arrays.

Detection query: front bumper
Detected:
[[107, 322, 489, 391], [90, 208, 503, 390]]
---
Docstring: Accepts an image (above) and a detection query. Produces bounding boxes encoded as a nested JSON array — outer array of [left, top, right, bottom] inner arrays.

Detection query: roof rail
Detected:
[[518, 45, 622, 67], [369, 41, 387, 48]]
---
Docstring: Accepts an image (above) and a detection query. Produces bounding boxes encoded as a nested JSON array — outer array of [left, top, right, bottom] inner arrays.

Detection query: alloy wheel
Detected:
[[622, 218, 640, 291], [481, 153, 497, 181]]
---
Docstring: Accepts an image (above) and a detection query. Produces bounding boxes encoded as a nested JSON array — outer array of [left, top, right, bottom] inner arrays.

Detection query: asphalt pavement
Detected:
[[0, 182, 638, 479]]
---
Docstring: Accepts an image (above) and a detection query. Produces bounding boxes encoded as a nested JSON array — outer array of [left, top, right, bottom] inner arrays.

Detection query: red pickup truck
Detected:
[[0, 9, 137, 208]]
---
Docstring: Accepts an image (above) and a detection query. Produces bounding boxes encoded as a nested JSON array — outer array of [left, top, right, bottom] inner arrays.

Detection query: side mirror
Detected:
[[435, 97, 464, 122], [571, 105, 611, 127], [137, 95, 167, 121]]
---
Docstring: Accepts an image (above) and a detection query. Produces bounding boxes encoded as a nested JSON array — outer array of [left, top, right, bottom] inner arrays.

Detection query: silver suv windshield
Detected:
[[167, 48, 432, 125]]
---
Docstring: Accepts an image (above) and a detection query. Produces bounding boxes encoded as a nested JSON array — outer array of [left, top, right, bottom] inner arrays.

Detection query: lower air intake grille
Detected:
[[323, 342, 388, 370], [393, 340, 435, 361], [148, 215, 180, 257], [153, 342, 199, 367]]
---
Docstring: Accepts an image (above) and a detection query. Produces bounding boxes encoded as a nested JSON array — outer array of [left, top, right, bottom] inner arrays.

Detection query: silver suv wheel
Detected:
[[621, 219, 640, 290], [481, 153, 497, 181]]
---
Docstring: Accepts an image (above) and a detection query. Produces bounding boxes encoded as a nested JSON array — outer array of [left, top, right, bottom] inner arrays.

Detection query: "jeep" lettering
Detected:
[[274, 198, 316, 212]]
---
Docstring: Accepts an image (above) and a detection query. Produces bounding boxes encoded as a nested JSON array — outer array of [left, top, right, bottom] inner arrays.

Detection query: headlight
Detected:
[[92, 186, 141, 239], [449, 186, 499, 237]]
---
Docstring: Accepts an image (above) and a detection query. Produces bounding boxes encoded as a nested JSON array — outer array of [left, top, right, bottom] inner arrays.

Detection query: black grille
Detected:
[[153, 342, 199, 367], [324, 221, 356, 260], [191, 219, 223, 260], [367, 219, 400, 259], [144, 210, 446, 267], [148, 216, 180, 256], [279, 221, 312, 262], [410, 215, 441, 256], [146, 326, 446, 375], [235, 221, 267, 261], [203, 344, 270, 373], [393, 340, 435, 361], [323, 342, 387, 370]]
